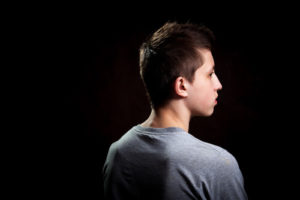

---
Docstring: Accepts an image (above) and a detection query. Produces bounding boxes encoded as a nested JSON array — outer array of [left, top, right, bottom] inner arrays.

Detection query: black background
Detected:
[[34, 2, 298, 199]]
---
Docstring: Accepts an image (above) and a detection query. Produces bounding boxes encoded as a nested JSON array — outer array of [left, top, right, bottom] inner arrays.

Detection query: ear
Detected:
[[174, 76, 189, 98]]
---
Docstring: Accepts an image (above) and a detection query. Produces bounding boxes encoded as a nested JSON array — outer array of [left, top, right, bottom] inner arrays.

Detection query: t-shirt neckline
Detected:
[[135, 124, 187, 134]]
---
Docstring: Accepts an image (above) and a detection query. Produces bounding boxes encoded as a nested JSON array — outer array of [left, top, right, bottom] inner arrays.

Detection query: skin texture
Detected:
[[184, 48, 222, 117], [141, 49, 222, 132]]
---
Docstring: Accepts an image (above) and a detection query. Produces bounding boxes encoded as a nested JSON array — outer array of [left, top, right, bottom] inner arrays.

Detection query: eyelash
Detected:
[[209, 72, 215, 77]]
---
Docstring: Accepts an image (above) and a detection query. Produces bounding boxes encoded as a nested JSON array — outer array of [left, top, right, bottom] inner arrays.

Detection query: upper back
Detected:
[[103, 125, 247, 200]]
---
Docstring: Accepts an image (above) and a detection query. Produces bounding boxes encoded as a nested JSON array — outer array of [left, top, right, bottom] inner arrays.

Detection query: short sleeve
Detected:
[[207, 151, 248, 200]]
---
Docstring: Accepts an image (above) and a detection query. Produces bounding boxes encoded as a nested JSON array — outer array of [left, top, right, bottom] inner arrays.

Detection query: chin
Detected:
[[204, 112, 214, 117], [192, 109, 214, 117], [204, 108, 215, 116]]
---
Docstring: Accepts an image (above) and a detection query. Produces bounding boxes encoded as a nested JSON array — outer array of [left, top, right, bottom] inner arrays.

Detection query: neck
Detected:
[[140, 102, 191, 132]]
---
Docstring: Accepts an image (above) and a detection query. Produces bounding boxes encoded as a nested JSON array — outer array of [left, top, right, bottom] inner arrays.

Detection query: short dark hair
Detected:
[[139, 21, 215, 110]]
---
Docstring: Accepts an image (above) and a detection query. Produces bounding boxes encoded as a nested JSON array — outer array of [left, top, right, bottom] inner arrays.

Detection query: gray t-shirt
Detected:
[[103, 125, 248, 200]]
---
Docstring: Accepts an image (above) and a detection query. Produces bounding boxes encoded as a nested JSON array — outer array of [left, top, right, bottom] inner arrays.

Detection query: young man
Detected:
[[103, 22, 248, 200]]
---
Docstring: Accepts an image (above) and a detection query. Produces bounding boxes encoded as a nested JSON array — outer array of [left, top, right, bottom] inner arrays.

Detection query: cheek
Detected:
[[193, 84, 210, 102], [198, 83, 214, 103], [189, 78, 213, 102]]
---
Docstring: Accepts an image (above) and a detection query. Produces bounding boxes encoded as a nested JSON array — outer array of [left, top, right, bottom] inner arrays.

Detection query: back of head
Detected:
[[139, 21, 215, 110]]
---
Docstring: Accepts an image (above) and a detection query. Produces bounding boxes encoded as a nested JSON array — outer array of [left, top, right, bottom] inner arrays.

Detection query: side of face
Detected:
[[184, 49, 223, 117]]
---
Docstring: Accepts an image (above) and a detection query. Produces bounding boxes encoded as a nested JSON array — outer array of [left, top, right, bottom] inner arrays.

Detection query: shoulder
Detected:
[[200, 140, 238, 167], [196, 140, 240, 174], [168, 134, 240, 174], [170, 133, 233, 162]]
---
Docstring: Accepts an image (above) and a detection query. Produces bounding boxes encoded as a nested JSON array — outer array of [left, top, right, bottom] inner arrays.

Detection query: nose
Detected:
[[217, 80, 222, 91], [214, 74, 222, 91]]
